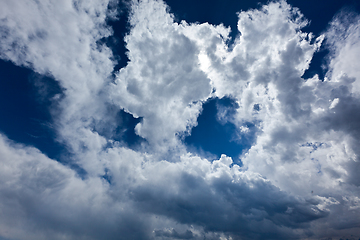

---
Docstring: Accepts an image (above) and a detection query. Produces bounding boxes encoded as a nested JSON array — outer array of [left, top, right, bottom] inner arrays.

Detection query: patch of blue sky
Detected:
[[0, 56, 144, 161], [0, 59, 90, 178], [0, 59, 65, 160], [184, 97, 257, 163]]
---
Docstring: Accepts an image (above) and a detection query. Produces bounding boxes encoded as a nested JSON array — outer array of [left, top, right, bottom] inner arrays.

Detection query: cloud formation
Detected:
[[0, 0, 360, 239]]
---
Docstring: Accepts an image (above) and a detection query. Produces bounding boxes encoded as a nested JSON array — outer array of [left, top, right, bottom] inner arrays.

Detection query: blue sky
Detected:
[[1, 0, 360, 239]]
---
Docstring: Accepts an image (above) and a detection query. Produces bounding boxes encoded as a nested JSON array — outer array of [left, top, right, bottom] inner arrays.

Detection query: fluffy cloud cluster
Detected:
[[0, 0, 360, 239]]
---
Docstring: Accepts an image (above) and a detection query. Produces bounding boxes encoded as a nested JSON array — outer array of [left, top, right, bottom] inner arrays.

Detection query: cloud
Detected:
[[235, 4, 360, 238], [0, 133, 170, 240], [325, 8, 360, 86], [129, 154, 329, 239], [0, 0, 120, 174], [0, 133, 327, 240], [110, 0, 213, 152], [0, 138, 348, 239], [0, 133, 108, 240], [0, 0, 360, 239]]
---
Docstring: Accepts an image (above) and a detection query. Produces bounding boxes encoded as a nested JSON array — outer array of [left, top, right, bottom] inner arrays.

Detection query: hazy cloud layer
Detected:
[[0, 0, 360, 239]]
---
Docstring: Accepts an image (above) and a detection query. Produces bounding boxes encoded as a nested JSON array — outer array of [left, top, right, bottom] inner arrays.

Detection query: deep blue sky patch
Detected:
[[0, 59, 65, 160], [185, 97, 255, 161]]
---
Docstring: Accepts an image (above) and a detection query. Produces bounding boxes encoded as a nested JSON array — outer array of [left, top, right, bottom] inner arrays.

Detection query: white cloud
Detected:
[[110, 0, 213, 152], [0, 131, 328, 240], [0, 0, 118, 175], [231, 4, 360, 238], [325, 9, 360, 90], [0, 0, 360, 239], [0, 133, 113, 240]]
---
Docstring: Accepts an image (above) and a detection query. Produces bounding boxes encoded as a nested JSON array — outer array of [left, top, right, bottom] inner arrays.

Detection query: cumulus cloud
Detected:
[[235, 4, 360, 238], [0, 0, 117, 171], [0, 134, 327, 240], [0, 0, 360, 239], [110, 0, 213, 152]]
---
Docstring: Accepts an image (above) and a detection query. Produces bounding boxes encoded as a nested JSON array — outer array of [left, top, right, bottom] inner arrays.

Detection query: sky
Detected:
[[0, 0, 360, 239]]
